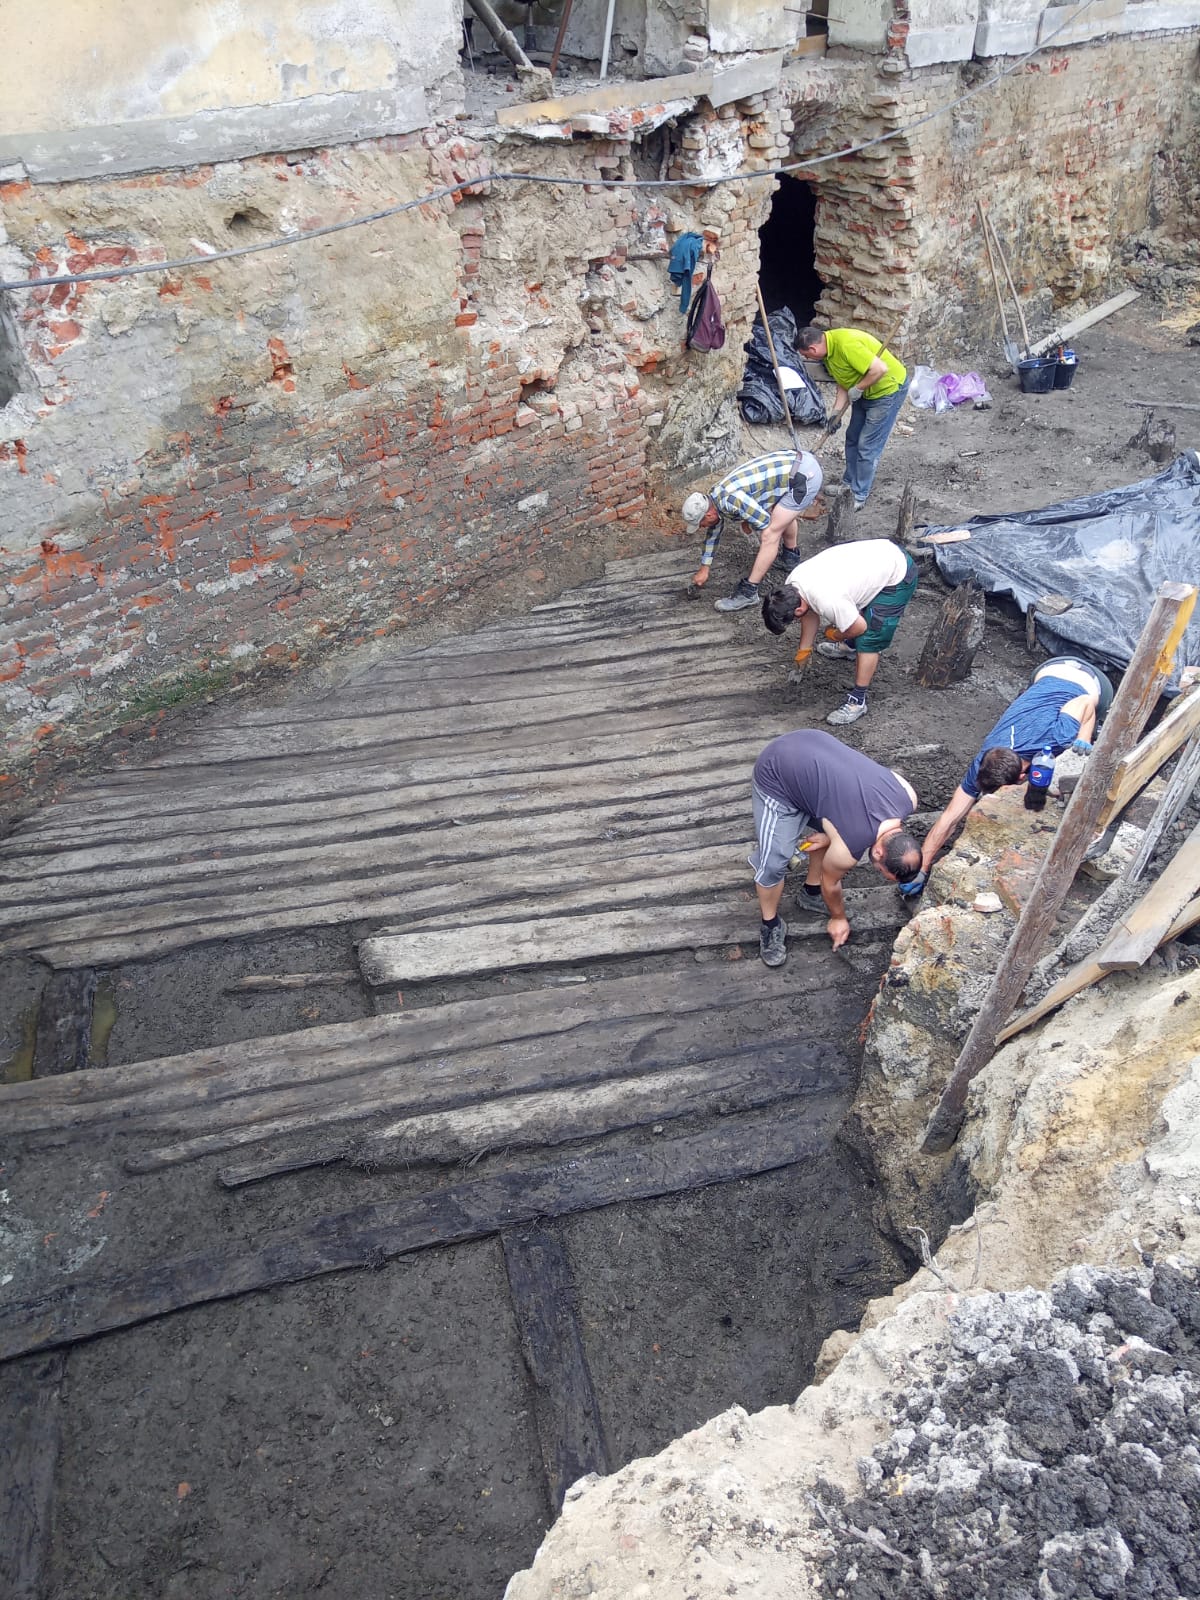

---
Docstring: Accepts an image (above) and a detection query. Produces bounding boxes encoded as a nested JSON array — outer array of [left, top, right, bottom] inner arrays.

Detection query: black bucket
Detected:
[[1053, 357, 1078, 390], [1018, 357, 1057, 394]]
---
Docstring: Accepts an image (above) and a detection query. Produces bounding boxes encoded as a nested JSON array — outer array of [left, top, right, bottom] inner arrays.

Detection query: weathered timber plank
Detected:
[[216, 646, 761, 724], [343, 1045, 843, 1172], [2, 963, 814, 1130], [359, 892, 908, 986], [129, 678, 774, 768], [1097, 683, 1200, 830], [99, 697, 776, 793], [3, 734, 769, 851], [12, 713, 778, 830], [1097, 818, 1200, 971], [970, 896, 1200, 1047], [0, 829, 752, 970], [0, 1353, 65, 1596], [0, 786, 748, 912], [124, 1007, 839, 1172], [502, 1225, 610, 1512], [0, 1109, 836, 1361]]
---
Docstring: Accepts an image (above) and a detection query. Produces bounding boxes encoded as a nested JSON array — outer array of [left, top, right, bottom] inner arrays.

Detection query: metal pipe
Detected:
[[465, 0, 536, 74], [550, 0, 575, 76], [599, 0, 617, 78]]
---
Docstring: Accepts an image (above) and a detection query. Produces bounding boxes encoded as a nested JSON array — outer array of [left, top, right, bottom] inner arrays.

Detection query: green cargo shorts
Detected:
[[857, 557, 918, 654]]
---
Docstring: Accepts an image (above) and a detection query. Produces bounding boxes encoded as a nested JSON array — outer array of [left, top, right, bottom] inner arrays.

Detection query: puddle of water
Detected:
[[90, 981, 119, 1068], [1, 1005, 38, 1083]]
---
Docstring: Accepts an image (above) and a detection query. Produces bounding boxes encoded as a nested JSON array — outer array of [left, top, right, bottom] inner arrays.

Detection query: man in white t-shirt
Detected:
[[761, 538, 919, 725]]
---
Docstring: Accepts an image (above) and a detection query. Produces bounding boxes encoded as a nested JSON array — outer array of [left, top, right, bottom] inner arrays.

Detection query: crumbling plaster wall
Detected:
[[0, 91, 784, 774], [1, 2, 461, 182]]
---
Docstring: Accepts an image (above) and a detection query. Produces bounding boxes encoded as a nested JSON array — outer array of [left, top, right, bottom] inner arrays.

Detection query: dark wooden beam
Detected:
[[502, 1225, 609, 1512], [0, 1108, 838, 1363], [0, 1353, 65, 1597]]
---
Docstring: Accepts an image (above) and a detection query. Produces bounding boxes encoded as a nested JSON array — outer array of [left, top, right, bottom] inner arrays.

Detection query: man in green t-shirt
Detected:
[[796, 326, 910, 508]]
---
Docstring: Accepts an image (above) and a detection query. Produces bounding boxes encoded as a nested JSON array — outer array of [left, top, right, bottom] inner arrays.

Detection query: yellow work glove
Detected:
[[824, 626, 843, 642], [793, 647, 813, 665]]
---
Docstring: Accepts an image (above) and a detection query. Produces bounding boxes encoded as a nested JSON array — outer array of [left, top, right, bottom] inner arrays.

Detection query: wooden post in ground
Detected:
[[827, 485, 857, 542], [921, 580, 1197, 1154], [896, 482, 917, 545], [914, 583, 985, 689]]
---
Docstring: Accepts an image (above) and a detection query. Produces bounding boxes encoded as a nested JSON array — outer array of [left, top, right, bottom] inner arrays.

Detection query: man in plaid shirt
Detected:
[[682, 448, 823, 612]]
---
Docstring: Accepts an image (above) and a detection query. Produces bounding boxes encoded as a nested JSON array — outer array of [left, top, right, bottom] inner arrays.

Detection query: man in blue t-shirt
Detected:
[[917, 657, 1113, 879]]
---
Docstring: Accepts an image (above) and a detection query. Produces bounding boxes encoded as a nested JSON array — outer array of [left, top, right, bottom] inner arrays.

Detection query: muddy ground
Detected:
[[1, 298, 1197, 1600]]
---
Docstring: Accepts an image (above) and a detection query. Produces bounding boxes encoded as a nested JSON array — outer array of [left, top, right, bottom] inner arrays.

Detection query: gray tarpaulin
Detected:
[[928, 451, 1200, 691]]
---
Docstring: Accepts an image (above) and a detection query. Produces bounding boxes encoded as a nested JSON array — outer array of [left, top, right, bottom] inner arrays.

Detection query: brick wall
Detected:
[[0, 124, 759, 784]]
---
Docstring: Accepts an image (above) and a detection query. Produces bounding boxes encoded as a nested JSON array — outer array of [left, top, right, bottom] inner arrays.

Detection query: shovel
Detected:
[[977, 196, 1019, 370]]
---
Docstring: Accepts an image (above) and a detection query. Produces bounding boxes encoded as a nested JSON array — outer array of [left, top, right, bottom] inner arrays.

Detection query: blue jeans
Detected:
[[844, 378, 911, 505]]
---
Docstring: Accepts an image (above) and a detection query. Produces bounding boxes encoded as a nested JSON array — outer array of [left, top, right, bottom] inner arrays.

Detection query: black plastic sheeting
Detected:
[[929, 451, 1200, 692], [737, 308, 827, 427]]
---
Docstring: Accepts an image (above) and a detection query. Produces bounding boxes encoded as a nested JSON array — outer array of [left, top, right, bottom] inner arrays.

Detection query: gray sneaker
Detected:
[[817, 640, 856, 661], [759, 918, 788, 967], [715, 580, 760, 612], [827, 695, 869, 726], [792, 886, 826, 913], [774, 548, 801, 573]]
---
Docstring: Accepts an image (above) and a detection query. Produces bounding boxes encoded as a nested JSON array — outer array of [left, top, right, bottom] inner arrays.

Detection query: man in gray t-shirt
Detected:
[[749, 729, 922, 964]]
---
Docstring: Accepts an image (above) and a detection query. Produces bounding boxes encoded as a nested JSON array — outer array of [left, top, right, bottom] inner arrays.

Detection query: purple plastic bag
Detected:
[[935, 371, 991, 407]]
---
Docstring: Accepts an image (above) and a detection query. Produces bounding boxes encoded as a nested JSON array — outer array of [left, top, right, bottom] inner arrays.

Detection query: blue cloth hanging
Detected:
[[667, 232, 704, 313]]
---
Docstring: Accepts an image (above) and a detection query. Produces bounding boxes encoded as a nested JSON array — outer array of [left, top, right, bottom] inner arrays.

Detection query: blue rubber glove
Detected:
[[1072, 739, 1093, 755], [898, 872, 927, 900]]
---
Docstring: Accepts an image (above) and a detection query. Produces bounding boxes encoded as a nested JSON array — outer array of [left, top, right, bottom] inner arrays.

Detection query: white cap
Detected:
[[682, 491, 710, 531]]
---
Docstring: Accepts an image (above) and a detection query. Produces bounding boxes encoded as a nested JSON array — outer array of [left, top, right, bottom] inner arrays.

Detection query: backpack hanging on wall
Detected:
[[685, 262, 726, 352]]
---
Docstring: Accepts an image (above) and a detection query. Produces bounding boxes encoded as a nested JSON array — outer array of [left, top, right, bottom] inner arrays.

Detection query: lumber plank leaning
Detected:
[[1096, 681, 1200, 831], [1026, 290, 1140, 356], [1097, 818, 1200, 971], [0, 1110, 836, 1362], [997, 893, 1200, 1045], [502, 1225, 610, 1513], [922, 580, 1197, 1154]]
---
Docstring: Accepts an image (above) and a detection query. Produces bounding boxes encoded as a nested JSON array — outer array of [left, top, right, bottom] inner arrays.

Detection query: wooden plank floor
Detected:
[[0, 552, 795, 970], [0, 549, 888, 1361]]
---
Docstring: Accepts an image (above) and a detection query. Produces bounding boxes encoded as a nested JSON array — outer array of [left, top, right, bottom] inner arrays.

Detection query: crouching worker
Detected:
[[911, 655, 1114, 894], [749, 728, 922, 961], [761, 538, 918, 726], [682, 448, 823, 610]]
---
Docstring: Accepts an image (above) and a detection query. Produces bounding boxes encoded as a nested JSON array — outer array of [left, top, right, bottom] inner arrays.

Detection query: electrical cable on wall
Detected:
[[0, 0, 1102, 295]]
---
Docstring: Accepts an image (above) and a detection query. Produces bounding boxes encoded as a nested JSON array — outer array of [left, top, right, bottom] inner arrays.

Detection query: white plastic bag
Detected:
[[908, 364, 946, 411]]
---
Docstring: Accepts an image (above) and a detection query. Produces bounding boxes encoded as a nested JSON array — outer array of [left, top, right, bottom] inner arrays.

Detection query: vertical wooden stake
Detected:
[[921, 580, 1197, 1154], [896, 481, 917, 545]]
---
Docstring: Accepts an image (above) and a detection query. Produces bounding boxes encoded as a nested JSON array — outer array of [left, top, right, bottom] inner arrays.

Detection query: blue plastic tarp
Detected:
[[928, 451, 1200, 692]]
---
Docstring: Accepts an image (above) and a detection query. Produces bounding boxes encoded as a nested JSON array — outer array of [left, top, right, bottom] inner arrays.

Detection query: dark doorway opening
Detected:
[[757, 177, 823, 328]]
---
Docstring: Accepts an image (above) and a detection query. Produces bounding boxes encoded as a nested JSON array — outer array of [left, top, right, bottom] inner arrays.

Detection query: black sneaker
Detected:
[[759, 918, 788, 967]]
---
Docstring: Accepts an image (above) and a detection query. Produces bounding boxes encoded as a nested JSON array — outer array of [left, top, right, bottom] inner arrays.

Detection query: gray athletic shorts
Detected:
[[777, 452, 824, 515], [748, 783, 812, 887]]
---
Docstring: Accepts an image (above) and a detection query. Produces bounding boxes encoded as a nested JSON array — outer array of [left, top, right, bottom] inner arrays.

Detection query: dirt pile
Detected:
[[814, 1262, 1200, 1600]]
